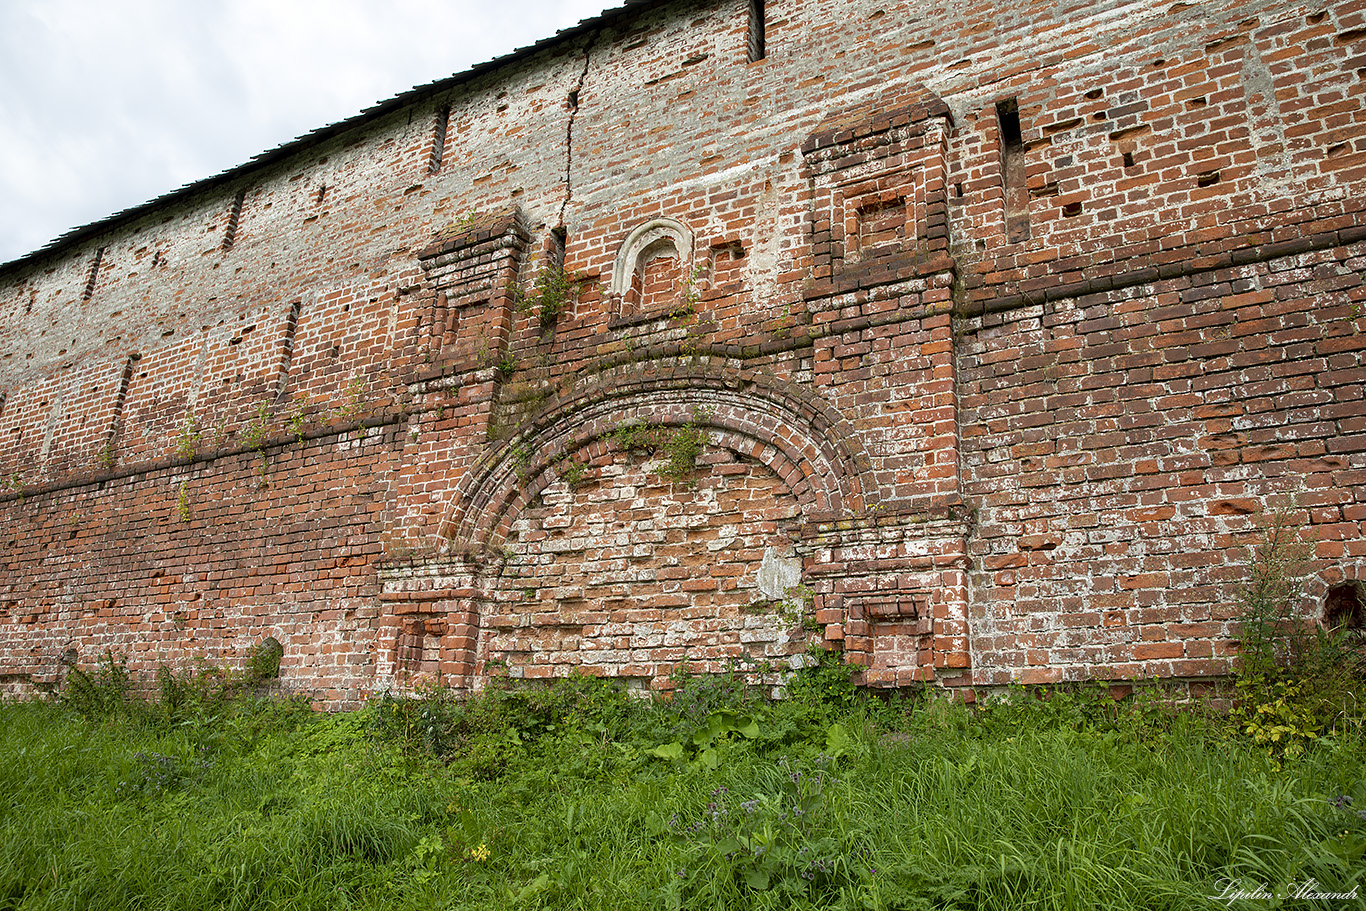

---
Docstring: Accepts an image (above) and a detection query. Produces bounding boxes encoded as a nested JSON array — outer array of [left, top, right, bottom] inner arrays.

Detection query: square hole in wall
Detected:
[[709, 240, 746, 288], [853, 196, 907, 259]]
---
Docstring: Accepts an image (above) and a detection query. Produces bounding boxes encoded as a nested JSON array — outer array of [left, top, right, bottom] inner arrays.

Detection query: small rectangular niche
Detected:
[[709, 240, 747, 286], [550, 226, 567, 269], [996, 98, 1030, 242], [428, 106, 450, 174], [856, 197, 907, 253], [747, 0, 766, 62], [222, 190, 246, 252], [82, 247, 105, 302]]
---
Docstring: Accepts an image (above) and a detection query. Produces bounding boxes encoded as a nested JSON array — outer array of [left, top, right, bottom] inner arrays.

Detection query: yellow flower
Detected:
[[468, 843, 491, 862]]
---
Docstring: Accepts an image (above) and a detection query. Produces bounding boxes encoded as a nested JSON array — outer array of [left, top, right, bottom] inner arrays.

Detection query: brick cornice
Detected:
[[957, 214, 1366, 318]]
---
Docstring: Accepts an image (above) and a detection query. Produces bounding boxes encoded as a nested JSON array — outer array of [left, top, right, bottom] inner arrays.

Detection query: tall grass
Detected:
[[0, 662, 1362, 910]]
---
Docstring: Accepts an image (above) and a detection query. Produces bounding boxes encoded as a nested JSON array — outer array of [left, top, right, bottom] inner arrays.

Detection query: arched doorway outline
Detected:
[[437, 362, 871, 555]]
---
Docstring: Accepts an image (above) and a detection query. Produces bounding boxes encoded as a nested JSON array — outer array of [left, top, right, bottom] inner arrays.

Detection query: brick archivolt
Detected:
[[437, 363, 870, 557]]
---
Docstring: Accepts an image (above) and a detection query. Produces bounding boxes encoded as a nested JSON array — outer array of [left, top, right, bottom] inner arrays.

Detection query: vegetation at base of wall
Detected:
[[2, 656, 1363, 911], [1231, 506, 1366, 768], [60, 651, 284, 728]]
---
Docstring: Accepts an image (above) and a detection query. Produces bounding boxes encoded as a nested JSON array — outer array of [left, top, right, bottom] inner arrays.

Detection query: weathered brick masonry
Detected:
[[1, 0, 1363, 706]]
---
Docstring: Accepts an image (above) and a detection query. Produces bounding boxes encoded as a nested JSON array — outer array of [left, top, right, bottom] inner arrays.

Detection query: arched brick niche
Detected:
[[1302, 567, 1366, 637], [609, 218, 695, 321], [456, 381, 839, 691], [376, 363, 866, 693]]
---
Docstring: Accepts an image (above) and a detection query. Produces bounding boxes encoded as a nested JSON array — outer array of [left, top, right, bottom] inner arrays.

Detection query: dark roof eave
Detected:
[[0, 0, 666, 279]]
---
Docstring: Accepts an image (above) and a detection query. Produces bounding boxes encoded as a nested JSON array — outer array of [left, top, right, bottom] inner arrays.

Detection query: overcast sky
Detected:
[[0, 0, 614, 265]]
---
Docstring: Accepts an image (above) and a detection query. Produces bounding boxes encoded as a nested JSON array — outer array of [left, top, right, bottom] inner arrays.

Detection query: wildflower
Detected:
[[468, 843, 491, 862]]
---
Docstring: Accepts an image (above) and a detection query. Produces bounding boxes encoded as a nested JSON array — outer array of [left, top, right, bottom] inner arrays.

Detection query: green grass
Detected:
[[0, 666, 1363, 911]]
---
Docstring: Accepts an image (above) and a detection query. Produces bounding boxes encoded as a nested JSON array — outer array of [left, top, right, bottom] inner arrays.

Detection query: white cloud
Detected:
[[0, 0, 612, 263]]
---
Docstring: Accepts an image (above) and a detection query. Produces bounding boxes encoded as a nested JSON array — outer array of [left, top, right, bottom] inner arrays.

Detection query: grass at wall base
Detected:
[[0, 644, 1363, 911]]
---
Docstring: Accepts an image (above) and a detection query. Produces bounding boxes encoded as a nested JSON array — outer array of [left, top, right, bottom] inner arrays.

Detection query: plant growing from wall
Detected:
[[242, 401, 271, 451], [333, 377, 367, 421], [509, 440, 534, 481], [1231, 503, 1364, 766], [94, 441, 116, 471], [287, 401, 307, 443], [659, 422, 708, 480], [209, 416, 232, 451], [610, 408, 712, 481], [176, 481, 191, 522], [237, 401, 275, 485], [781, 583, 817, 631], [515, 262, 582, 329], [554, 453, 591, 489], [175, 412, 201, 460], [671, 263, 706, 321]]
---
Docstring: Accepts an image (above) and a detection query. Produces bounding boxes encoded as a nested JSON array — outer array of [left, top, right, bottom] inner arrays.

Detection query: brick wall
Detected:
[[0, 0, 1362, 705], [960, 241, 1366, 686]]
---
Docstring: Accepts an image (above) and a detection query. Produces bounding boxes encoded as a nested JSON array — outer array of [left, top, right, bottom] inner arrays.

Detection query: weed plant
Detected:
[[1231, 507, 1365, 766], [514, 263, 580, 328]]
